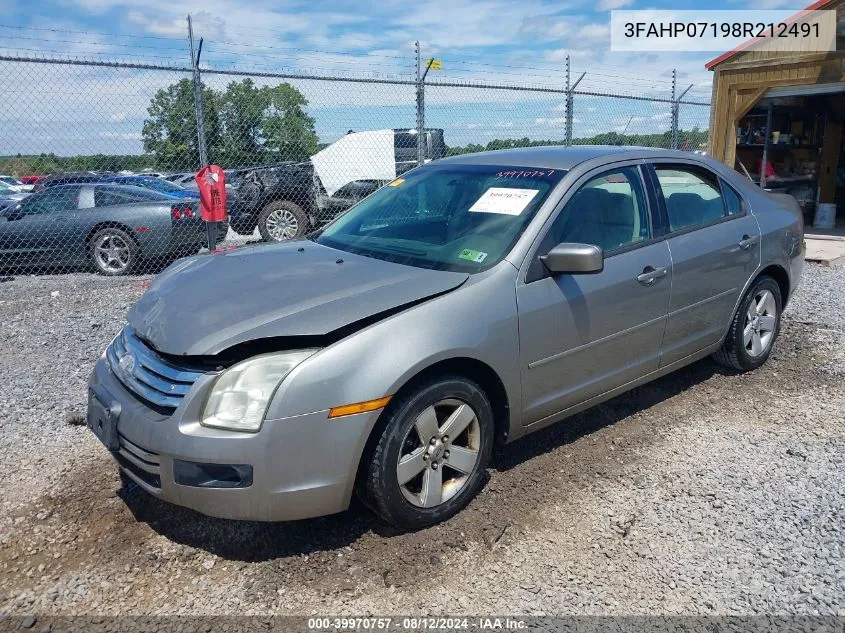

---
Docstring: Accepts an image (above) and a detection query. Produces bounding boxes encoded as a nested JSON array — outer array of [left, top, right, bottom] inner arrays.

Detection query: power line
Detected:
[[0, 23, 184, 42], [0, 34, 188, 52], [204, 39, 410, 61]]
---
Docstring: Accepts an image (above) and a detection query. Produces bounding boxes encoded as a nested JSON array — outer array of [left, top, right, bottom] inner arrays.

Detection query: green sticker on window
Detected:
[[458, 249, 488, 263]]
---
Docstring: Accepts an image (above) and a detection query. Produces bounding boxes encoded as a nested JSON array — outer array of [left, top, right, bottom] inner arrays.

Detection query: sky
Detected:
[[0, 0, 795, 157]]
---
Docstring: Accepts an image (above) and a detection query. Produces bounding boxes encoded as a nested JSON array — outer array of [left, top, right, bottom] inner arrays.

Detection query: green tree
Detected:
[[141, 78, 222, 171], [219, 78, 268, 166], [143, 78, 318, 169], [260, 83, 319, 162]]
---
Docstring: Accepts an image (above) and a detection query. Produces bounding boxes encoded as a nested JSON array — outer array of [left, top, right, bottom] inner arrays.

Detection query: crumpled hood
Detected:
[[128, 241, 468, 356]]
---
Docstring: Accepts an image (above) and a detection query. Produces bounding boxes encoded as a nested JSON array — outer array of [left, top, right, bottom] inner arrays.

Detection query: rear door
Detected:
[[517, 163, 672, 424], [647, 162, 761, 366]]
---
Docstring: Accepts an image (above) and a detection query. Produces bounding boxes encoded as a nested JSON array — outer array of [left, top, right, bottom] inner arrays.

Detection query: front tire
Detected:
[[89, 227, 138, 276], [257, 201, 308, 242], [713, 275, 782, 371], [363, 377, 494, 530]]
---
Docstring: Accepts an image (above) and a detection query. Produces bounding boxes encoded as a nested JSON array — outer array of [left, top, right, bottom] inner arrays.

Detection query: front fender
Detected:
[[265, 263, 522, 429]]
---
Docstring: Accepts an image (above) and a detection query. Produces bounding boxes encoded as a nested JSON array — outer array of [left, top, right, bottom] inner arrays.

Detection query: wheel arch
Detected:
[[719, 263, 790, 348], [353, 356, 511, 496], [85, 221, 140, 250], [757, 264, 790, 309]]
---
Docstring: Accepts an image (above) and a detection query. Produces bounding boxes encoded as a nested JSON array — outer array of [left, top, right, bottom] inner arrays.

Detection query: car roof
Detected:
[[437, 145, 708, 170]]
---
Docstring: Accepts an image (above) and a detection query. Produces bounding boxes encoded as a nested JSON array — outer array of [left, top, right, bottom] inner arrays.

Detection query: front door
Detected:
[[517, 164, 672, 425], [648, 163, 761, 366], [0, 186, 82, 266]]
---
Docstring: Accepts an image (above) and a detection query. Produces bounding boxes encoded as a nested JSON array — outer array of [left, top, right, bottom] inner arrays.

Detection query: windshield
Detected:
[[315, 164, 565, 272], [0, 177, 21, 186]]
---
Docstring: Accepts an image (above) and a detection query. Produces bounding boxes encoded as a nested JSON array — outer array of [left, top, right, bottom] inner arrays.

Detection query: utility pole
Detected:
[[564, 55, 585, 147], [188, 15, 208, 169]]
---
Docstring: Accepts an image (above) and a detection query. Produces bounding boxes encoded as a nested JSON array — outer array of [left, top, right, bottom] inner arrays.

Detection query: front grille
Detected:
[[117, 434, 161, 489], [106, 326, 203, 412]]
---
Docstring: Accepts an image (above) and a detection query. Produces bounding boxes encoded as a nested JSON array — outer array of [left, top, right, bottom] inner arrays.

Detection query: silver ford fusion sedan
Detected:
[[88, 146, 803, 530]]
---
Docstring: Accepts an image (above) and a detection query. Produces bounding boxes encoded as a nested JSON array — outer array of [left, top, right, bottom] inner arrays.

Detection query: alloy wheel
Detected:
[[265, 208, 299, 241], [94, 233, 132, 273], [396, 398, 481, 508], [743, 288, 777, 357]]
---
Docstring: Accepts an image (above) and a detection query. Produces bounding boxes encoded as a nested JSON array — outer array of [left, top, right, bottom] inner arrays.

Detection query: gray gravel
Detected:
[[785, 263, 845, 331], [0, 264, 843, 617]]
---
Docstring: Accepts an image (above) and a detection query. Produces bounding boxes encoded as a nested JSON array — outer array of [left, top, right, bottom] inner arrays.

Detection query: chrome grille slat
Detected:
[[106, 326, 203, 410], [130, 364, 193, 396], [124, 329, 203, 383]]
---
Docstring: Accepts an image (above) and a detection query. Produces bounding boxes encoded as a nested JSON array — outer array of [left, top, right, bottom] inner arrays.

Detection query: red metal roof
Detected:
[[705, 0, 838, 69]]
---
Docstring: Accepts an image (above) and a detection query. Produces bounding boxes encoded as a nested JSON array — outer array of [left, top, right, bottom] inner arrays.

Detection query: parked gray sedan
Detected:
[[0, 184, 210, 275], [88, 146, 803, 529]]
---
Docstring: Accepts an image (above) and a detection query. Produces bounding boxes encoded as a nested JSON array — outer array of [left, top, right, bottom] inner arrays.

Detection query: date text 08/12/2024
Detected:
[[307, 617, 528, 630]]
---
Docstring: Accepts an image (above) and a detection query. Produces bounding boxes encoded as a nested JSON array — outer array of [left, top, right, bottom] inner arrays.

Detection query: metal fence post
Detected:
[[564, 57, 585, 147], [671, 69, 678, 149], [415, 41, 424, 166], [187, 15, 208, 169], [188, 15, 215, 249], [565, 56, 571, 146], [671, 71, 693, 151]]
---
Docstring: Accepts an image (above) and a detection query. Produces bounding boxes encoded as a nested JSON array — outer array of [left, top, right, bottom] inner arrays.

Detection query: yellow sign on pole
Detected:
[[425, 58, 442, 70]]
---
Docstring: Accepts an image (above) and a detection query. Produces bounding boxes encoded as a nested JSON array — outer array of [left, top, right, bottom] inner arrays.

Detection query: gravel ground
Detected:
[[0, 264, 843, 618]]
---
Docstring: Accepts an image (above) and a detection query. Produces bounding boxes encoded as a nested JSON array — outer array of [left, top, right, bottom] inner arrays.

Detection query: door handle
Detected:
[[636, 266, 668, 286], [739, 234, 760, 250]]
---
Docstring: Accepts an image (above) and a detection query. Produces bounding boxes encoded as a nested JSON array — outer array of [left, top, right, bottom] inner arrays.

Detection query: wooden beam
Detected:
[[733, 87, 768, 121], [717, 51, 845, 72]]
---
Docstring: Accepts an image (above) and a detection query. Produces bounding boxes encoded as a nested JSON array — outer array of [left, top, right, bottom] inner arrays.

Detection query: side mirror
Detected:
[[540, 242, 603, 275]]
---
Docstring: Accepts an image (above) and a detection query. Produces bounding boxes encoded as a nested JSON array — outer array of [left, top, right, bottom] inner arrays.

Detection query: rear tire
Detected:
[[257, 201, 308, 242], [363, 376, 494, 530], [713, 275, 782, 371], [89, 227, 138, 276]]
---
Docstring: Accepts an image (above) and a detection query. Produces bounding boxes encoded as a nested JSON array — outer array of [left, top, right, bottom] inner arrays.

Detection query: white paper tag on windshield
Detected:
[[469, 188, 539, 216]]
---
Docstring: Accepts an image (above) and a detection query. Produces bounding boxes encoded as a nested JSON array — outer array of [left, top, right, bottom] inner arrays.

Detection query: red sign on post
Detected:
[[195, 165, 228, 223]]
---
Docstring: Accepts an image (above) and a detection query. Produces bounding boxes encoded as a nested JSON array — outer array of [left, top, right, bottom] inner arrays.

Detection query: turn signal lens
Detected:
[[328, 396, 392, 419]]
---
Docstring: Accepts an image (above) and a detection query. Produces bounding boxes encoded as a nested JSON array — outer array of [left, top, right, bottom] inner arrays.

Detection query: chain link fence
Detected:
[[0, 54, 710, 276]]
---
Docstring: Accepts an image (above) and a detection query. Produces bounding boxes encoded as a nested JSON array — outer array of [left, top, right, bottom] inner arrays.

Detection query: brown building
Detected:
[[706, 0, 845, 228]]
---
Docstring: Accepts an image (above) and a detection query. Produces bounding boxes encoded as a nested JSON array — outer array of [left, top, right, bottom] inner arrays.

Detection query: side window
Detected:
[[549, 166, 650, 253], [95, 189, 130, 207], [654, 165, 726, 231], [721, 180, 745, 216], [20, 187, 79, 215]]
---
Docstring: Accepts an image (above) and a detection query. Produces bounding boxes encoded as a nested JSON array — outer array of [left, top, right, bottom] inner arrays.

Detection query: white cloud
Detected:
[[598, 0, 633, 9], [535, 117, 568, 127], [101, 131, 143, 140], [577, 23, 611, 43], [748, 0, 793, 7]]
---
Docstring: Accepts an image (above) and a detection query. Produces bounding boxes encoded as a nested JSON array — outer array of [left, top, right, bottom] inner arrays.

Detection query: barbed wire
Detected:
[[0, 23, 706, 91]]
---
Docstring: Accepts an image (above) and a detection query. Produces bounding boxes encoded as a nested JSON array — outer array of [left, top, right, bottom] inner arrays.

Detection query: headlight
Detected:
[[200, 350, 317, 432]]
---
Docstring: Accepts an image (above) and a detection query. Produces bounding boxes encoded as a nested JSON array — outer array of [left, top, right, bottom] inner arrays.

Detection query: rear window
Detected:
[[95, 186, 169, 206]]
